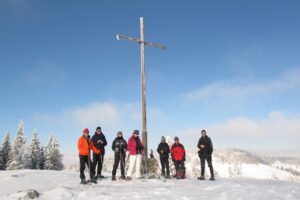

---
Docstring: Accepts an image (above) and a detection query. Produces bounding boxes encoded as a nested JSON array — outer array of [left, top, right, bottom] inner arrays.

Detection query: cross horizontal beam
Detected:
[[116, 34, 167, 50]]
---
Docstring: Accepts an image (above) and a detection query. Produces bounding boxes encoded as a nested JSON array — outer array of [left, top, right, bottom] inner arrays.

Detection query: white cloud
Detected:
[[33, 101, 165, 131], [182, 111, 300, 151], [70, 102, 121, 128], [185, 68, 300, 102]]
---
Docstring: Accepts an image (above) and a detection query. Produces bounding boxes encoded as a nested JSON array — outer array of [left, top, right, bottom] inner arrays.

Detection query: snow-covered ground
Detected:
[[0, 170, 299, 200]]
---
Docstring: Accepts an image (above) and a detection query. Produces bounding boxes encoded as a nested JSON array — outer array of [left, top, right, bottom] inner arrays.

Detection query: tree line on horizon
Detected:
[[0, 120, 64, 170]]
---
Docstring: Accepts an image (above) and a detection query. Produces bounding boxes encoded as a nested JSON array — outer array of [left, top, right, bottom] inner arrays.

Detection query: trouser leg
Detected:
[[112, 154, 120, 176], [127, 155, 136, 177], [79, 155, 87, 180], [120, 154, 126, 176], [135, 154, 142, 178], [92, 153, 99, 176], [200, 155, 205, 176], [166, 157, 170, 176], [160, 157, 166, 175], [206, 154, 214, 177], [88, 156, 95, 179], [98, 154, 104, 176]]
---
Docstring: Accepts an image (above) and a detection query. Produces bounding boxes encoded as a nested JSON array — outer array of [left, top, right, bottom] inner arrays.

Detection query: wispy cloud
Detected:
[[23, 61, 65, 85], [185, 68, 300, 102]]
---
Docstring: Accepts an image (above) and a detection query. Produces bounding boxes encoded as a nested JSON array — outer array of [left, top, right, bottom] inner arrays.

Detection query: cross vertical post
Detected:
[[116, 17, 166, 159]]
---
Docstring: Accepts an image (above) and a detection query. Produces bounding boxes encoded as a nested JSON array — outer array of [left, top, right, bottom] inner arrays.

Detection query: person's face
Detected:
[[84, 132, 89, 137], [175, 140, 179, 144], [118, 134, 122, 138], [96, 129, 101, 134], [133, 133, 138, 138], [201, 131, 206, 137]]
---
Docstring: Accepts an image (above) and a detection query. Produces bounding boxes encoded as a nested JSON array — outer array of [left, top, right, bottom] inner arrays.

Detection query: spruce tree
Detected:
[[1, 132, 11, 169], [39, 146, 45, 170], [8, 120, 26, 170], [29, 129, 41, 169], [0, 148, 4, 170], [45, 134, 64, 170]]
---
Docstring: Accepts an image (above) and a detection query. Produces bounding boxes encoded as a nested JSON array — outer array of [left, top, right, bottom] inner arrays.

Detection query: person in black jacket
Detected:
[[91, 126, 107, 179], [197, 129, 215, 180], [157, 136, 171, 178], [111, 131, 127, 181]]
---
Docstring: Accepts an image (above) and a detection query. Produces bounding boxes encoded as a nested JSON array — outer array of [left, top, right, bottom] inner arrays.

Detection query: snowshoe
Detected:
[[197, 176, 205, 180]]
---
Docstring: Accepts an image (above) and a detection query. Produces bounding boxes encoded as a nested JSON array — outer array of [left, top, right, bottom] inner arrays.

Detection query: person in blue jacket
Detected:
[[91, 126, 107, 179]]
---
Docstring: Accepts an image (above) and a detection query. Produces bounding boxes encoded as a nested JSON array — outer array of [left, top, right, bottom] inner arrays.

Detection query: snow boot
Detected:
[[120, 175, 126, 180], [197, 176, 205, 180], [126, 176, 132, 181], [90, 178, 98, 184], [80, 179, 88, 184], [112, 176, 117, 181], [98, 175, 105, 179]]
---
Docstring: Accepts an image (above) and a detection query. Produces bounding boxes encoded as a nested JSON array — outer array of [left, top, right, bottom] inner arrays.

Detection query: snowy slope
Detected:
[[0, 170, 299, 200], [184, 148, 300, 181], [66, 148, 300, 181]]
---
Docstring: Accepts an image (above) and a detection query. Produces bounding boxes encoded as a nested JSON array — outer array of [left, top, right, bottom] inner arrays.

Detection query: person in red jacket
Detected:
[[77, 128, 97, 184], [126, 130, 144, 180], [171, 136, 186, 179]]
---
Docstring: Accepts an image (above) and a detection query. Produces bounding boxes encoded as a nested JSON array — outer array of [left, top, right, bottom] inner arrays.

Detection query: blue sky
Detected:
[[1, 0, 300, 159]]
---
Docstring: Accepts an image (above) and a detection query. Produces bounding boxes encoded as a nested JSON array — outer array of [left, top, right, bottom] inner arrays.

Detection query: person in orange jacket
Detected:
[[78, 128, 97, 184]]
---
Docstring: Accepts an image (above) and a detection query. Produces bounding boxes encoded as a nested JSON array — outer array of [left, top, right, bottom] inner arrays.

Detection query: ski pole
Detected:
[[88, 153, 91, 181]]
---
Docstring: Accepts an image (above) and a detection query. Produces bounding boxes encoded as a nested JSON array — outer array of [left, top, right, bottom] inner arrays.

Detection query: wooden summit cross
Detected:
[[116, 17, 166, 158]]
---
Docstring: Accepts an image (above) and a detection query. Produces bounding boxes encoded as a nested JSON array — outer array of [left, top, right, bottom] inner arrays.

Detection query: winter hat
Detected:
[[161, 136, 166, 142], [117, 131, 123, 136], [133, 130, 139, 135], [83, 128, 90, 134], [96, 126, 101, 131], [174, 136, 179, 141]]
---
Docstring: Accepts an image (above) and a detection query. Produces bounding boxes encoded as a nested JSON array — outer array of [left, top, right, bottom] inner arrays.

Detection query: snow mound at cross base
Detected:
[[0, 170, 300, 200]]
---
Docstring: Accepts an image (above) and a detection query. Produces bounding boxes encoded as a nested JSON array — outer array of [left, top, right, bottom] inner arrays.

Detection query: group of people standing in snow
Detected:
[[156, 129, 214, 181], [77, 127, 214, 184]]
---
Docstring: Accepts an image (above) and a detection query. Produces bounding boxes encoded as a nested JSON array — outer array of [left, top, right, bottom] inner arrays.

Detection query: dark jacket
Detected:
[[92, 132, 107, 154], [157, 142, 170, 159], [197, 135, 213, 155], [112, 136, 127, 155]]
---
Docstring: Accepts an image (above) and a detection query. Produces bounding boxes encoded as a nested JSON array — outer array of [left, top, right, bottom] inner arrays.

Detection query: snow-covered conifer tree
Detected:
[[29, 129, 42, 169], [45, 134, 64, 170], [8, 120, 26, 169], [1, 131, 11, 169]]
